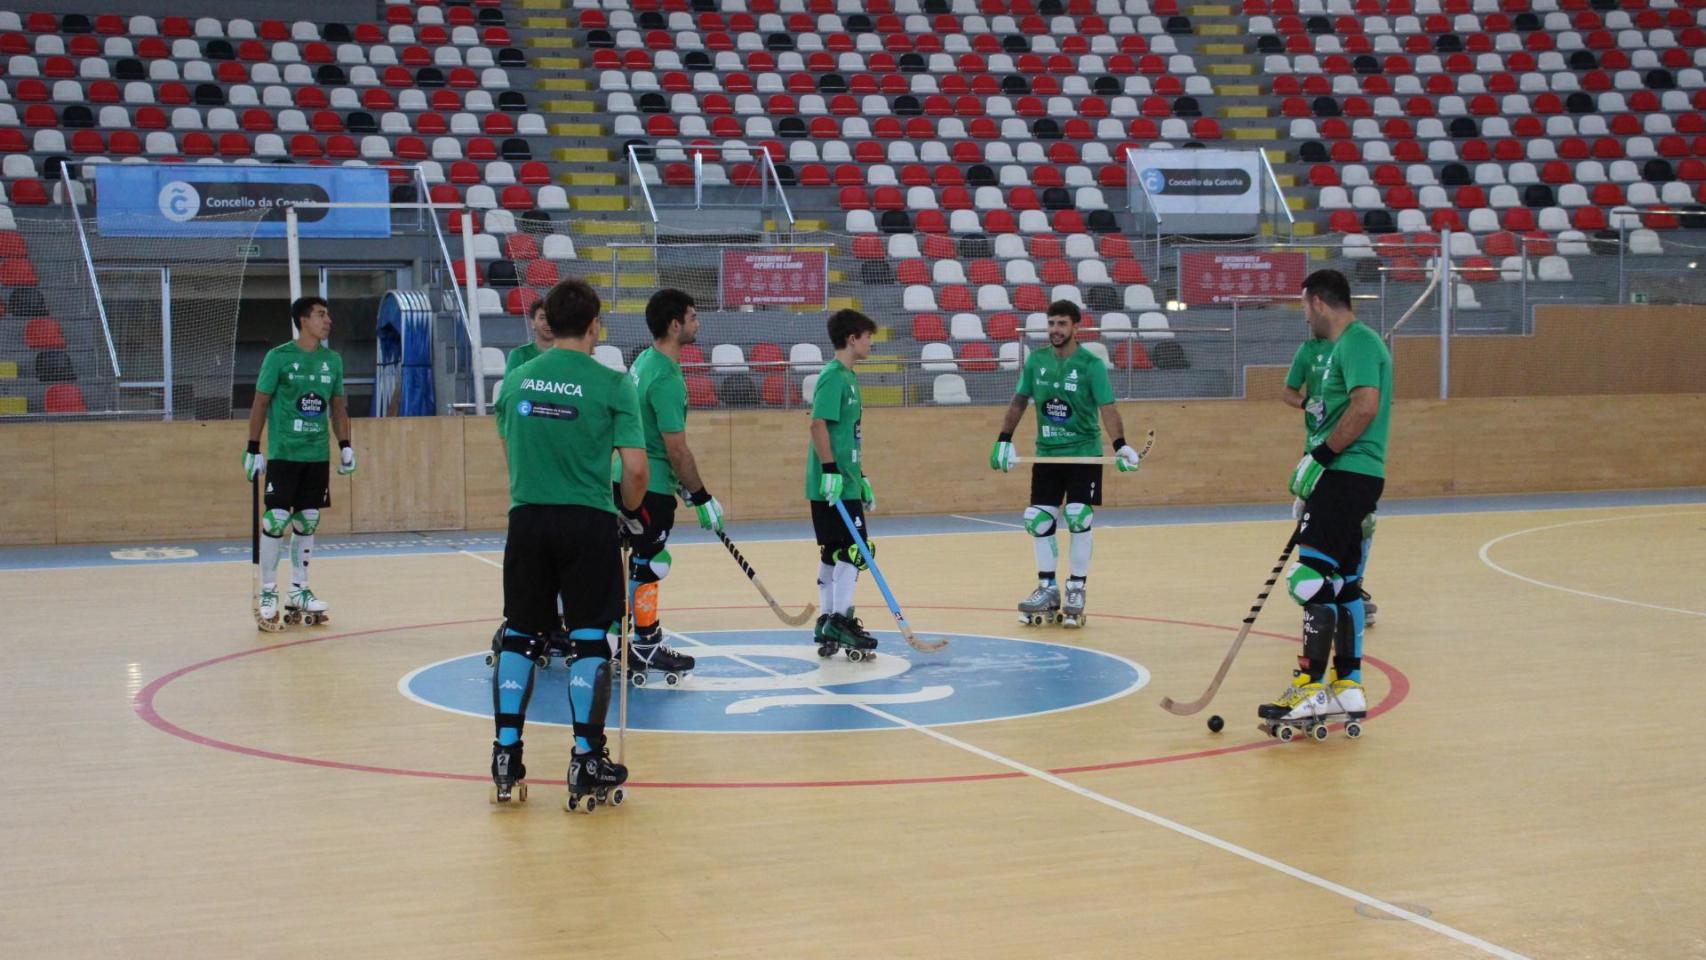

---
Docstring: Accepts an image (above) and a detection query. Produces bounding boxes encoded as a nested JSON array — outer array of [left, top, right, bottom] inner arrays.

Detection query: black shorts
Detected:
[[616, 486, 677, 560], [503, 503, 625, 636], [1029, 462, 1103, 507], [264, 459, 330, 512], [810, 498, 867, 556], [1297, 469, 1384, 577]]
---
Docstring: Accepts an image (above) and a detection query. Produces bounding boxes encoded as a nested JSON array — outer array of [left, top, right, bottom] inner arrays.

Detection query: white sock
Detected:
[[831, 561, 858, 616], [817, 562, 834, 615], [1032, 534, 1058, 581], [259, 534, 283, 591], [290, 533, 314, 588], [1069, 528, 1093, 580]]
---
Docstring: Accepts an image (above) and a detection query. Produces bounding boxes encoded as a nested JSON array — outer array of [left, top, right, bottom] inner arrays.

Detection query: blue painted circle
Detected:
[[400, 629, 1148, 734]]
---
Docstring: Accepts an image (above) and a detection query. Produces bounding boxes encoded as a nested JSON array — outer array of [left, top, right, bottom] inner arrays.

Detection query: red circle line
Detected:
[[133, 605, 1410, 789]]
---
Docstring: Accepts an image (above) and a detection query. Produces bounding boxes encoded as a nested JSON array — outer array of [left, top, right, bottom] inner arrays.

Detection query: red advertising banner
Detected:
[[721, 250, 829, 307], [1178, 250, 1310, 306]]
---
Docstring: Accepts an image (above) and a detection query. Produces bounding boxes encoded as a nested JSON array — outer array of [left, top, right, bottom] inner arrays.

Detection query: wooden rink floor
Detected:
[[3, 495, 1705, 959]]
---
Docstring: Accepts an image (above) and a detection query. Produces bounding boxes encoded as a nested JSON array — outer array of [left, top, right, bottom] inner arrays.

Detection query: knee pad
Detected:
[[1360, 511, 1377, 542], [629, 546, 672, 585], [261, 508, 291, 538], [831, 539, 872, 571], [567, 654, 612, 726], [1064, 502, 1093, 534], [1023, 505, 1061, 537], [566, 626, 612, 661], [496, 624, 546, 660], [1287, 549, 1342, 606], [1334, 576, 1363, 606], [290, 509, 320, 536]]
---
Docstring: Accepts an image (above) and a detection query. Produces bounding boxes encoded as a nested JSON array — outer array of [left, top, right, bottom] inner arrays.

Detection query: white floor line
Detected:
[[664, 628, 1529, 960], [459, 549, 503, 570], [949, 514, 1025, 529], [1478, 511, 1706, 619]]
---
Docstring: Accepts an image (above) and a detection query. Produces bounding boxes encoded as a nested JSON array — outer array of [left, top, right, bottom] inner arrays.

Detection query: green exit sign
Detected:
[[1631, 292, 1649, 304], [236, 243, 261, 257]]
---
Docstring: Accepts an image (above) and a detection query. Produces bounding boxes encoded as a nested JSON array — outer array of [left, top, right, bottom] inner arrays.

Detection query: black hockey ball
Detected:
[[1207, 715, 1224, 733]]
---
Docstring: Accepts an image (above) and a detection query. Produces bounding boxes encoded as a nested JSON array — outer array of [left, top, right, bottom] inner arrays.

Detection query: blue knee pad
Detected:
[[1287, 547, 1343, 606], [260, 508, 291, 539], [491, 626, 542, 747], [566, 627, 612, 753], [290, 509, 320, 536]]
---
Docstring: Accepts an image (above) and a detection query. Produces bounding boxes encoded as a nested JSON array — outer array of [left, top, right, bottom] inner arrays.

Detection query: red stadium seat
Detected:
[[23, 317, 64, 348], [44, 385, 87, 414], [911, 313, 948, 341]]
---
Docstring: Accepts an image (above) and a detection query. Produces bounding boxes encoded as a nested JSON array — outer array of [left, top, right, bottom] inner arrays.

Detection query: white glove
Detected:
[[1114, 439, 1142, 473], [337, 443, 357, 476], [1291, 497, 1305, 522], [244, 443, 266, 481], [990, 436, 1016, 472]]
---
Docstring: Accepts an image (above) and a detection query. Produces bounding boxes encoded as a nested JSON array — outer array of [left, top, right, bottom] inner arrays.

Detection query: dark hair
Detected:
[[543, 278, 601, 338], [1045, 299, 1081, 324], [644, 288, 696, 340], [1301, 269, 1353, 311], [291, 296, 329, 323], [528, 298, 547, 320], [826, 308, 878, 349]]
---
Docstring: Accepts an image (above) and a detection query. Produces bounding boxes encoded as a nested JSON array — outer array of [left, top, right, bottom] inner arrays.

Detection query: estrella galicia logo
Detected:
[[401, 630, 1148, 734], [1141, 168, 1168, 195], [516, 400, 534, 417], [297, 392, 325, 418], [1043, 397, 1071, 423], [158, 181, 200, 222]]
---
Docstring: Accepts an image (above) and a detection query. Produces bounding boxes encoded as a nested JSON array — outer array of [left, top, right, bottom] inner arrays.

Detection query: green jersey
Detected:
[[628, 346, 689, 496], [1285, 337, 1332, 451], [1015, 344, 1116, 456], [496, 347, 643, 513], [505, 341, 544, 374], [804, 358, 864, 502], [1314, 321, 1392, 479], [256, 340, 345, 462]]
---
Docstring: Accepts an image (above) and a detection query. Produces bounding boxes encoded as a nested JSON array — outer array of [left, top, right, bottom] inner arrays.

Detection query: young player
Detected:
[[806, 309, 880, 657], [488, 279, 646, 808], [1261, 269, 1391, 733], [618, 289, 724, 684], [505, 298, 552, 374], [989, 300, 1142, 627], [243, 296, 356, 629], [1284, 337, 1378, 627]]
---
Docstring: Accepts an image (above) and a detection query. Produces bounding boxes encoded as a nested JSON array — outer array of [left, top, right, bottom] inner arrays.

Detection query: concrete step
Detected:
[[1221, 105, 1271, 119], [561, 172, 620, 187], [1208, 63, 1256, 76]]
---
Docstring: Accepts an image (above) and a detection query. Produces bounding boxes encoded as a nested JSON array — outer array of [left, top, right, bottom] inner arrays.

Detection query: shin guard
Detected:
[[491, 627, 542, 747], [566, 628, 612, 753], [1301, 603, 1337, 683]]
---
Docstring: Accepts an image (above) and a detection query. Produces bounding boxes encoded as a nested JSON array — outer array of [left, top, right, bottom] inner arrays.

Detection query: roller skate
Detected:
[[815, 611, 879, 662], [626, 636, 695, 687], [489, 740, 528, 804], [1325, 677, 1367, 740], [1361, 587, 1378, 627], [1018, 581, 1063, 626], [1061, 579, 1088, 628], [255, 587, 284, 633], [284, 584, 330, 626], [1257, 671, 1334, 742], [563, 747, 627, 814]]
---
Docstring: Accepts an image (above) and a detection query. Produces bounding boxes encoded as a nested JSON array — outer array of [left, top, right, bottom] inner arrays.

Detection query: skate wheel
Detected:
[[816, 643, 836, 658], [483, 653, 496, 668], [563, 795, 578, 812], [517, 782, 528, 802], [1345, 721, 1362, 739], [630, 671, 647, 688], [535, 656, 549, 668], [664, 672, 681, 686], [1311, 723, 1330, 742], [1277, 725, 1295, 742], [609, 787, 625, 806], [845, 649, 864, 663]]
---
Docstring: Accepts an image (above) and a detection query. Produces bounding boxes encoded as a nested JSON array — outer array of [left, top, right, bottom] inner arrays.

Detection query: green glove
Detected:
[[1112, 436, 1141, 473], [990, 433, 1016, 472], [860, 476, 876, 512], [819, 461, 845, 502], [1289, 445, 1335, 500], [687, 487, 724, 532]]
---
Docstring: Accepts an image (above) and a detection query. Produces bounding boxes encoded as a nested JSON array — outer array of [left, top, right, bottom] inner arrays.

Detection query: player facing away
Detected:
[[806, 309, 880, 657], [488, 278, 646, 807], [504, 298, 553, 374], [989, 300, 1142, 627], [243, 296, 356, 629], [1284, 332, 1378, 627], [1261, 269, 1392, 733], [618, 289, 725, 684]]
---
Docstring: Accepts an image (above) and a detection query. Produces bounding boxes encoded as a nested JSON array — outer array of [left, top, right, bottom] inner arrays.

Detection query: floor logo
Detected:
[[400, 629, 1148, 734]]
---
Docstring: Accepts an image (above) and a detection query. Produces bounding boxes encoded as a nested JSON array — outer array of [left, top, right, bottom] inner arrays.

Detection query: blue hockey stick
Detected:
[[832, 498, 948, 653]]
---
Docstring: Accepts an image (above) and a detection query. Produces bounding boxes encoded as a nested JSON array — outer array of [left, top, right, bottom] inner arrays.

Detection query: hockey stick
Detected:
[[1013, 430, 1157, 466], [831, 499, 949, 653], [251, 474, 284, 633], [1158, 529, 1298, 716], [617, 541, 629, 765], [716, 530, 816, 626], [1382, 254, 1445, 345]]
